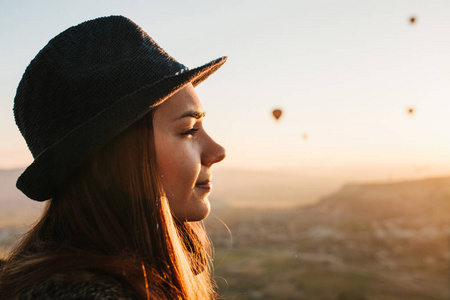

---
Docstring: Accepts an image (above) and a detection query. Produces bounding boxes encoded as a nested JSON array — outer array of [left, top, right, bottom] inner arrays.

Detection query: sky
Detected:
[[2, 0, 450, 182]]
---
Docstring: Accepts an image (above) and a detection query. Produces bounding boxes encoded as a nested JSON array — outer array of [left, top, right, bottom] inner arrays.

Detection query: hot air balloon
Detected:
[[272, 109, 282, 121], [409, 16, 416, 24], [407, 107, 415, 115], [302, 134, 308, 140]]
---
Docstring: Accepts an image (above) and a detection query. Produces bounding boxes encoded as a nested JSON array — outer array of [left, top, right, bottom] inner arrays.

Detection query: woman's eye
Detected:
[[182, 128, 199, 136]]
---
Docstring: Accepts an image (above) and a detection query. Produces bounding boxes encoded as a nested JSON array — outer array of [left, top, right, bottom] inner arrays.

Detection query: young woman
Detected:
[[0, 16, 227, 299]]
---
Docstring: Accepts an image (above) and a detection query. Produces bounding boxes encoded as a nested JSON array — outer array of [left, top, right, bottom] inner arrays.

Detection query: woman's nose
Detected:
[[202, 136, 226, 166]]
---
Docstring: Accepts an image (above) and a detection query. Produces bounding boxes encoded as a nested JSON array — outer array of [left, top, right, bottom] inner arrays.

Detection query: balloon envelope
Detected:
[[272, 109, 282, 120]]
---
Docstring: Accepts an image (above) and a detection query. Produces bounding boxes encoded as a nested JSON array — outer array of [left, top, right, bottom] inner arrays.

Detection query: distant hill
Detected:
[[208, 174, 450, 248], [302, 176, 450, 224], [0, 168, 43, 227], [0, 168, 26, 202]]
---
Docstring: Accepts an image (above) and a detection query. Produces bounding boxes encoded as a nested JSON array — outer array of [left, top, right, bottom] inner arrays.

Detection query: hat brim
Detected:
[[17, 56, 227, 201]]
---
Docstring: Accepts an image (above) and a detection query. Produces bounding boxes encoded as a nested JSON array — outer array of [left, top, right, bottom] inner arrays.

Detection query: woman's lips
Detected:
[[195, 181, 212, 190]]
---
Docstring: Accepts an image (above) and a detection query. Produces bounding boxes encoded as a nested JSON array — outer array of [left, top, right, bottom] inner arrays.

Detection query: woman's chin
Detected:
[[175, 199, 211, 222]]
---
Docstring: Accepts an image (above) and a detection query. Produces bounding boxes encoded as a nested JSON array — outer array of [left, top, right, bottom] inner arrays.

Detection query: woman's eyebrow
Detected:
[[176, 111, 206, 120]]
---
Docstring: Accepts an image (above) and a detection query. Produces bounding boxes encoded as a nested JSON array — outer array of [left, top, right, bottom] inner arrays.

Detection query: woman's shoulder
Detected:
[[18, 274, 138, 300]]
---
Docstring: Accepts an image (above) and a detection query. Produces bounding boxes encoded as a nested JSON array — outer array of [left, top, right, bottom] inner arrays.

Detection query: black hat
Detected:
[[14, 15, 227, 201]]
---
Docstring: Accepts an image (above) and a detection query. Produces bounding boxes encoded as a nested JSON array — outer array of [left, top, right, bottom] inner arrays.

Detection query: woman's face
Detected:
[[153, 83, 226, 221]]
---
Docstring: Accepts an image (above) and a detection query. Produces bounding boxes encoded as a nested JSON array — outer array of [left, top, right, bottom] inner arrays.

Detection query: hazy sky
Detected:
[[2, 0, 450, 181]]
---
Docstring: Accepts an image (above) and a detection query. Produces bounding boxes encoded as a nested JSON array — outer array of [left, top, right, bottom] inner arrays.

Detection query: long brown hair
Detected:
[[0, 111, 216, 299]]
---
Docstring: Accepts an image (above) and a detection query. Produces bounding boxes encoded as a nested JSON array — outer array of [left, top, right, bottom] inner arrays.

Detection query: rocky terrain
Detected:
[[206, 176, 450, 299]]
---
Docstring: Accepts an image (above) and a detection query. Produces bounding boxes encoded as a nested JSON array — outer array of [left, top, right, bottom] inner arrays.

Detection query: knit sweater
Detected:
[[17, 276, 138, 300]]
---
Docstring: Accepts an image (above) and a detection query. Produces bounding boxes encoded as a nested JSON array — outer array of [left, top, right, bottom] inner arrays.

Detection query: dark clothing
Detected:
[[17, 276, 137, 300]]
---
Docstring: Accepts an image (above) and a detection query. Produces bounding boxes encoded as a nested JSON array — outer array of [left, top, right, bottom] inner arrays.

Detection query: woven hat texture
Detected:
[[14, 15, 227, 201]]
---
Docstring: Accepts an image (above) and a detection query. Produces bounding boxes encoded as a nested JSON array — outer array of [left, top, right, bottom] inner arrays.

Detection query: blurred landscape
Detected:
[[1, 168, 449, 299]]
